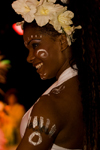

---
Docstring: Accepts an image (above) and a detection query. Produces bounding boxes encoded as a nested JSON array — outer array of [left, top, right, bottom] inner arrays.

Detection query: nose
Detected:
[[27, 50, 35, 63]]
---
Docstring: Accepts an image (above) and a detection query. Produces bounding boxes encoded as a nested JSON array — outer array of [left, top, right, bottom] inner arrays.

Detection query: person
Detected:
[[11, 0, 100, 149], [3, 88, 26, 145], [0, 88, 25, 148]]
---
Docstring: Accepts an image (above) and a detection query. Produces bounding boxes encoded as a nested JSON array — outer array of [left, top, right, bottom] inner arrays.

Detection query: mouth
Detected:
[[35, 62, 43, 70], [34, 62, 47, 79]]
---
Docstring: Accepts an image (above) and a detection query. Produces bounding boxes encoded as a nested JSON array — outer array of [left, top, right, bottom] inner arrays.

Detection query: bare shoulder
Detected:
[[31, 94, 59, 123], [48, 76, 83, 122], [17, 94, 61, 150], [31, 76, 82, 124], [30, 76, 83, 133], [29, 93, 62, 138]]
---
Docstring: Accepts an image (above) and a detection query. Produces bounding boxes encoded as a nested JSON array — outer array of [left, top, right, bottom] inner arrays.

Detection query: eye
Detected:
[[32, 43, 39, 49]]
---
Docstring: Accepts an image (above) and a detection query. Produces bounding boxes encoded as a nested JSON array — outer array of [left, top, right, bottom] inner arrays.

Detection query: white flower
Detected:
[[49, 5, 67, 31], [12, 0, 37, 22], [63, 25, 74, 35], [50, 17, 62, 32], [64, 25, 82, 45], [66, 36, 71, 46], [64, 25, 82, 35], [74, 25, 82, 30], [61, 0, 68, 3], [58, 11, 74, 26], [29, 0, 45, 7], [48, 0, 56, 3], [35, 2, 63, 26], [11, 0, 82, 46]]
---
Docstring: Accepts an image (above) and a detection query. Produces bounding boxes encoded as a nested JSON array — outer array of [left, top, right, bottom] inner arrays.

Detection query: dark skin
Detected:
[[16, 25, 84, 150]]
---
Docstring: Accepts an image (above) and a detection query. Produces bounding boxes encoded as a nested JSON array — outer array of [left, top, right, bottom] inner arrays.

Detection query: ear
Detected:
[[60, 34, 68, 52]]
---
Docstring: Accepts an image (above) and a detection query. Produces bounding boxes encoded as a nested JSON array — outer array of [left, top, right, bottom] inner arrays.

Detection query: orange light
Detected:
[[12, 23, 23, 35]]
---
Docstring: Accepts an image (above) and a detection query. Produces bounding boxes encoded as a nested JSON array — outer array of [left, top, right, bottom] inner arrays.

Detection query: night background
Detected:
[[0, 0, 55, 111]]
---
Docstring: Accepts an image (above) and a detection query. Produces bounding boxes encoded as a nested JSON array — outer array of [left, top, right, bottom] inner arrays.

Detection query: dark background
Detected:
[[0, 0, 55, 111]]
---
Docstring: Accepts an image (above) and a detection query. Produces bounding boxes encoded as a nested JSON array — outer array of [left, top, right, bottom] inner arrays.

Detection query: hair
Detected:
[[67, 0, 100, 149], [4, 88, 19, 104], [23, 0, 100, 149]]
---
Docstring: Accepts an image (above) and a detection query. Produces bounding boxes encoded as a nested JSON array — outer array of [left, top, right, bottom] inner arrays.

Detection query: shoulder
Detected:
[[31, 94, 59, 122], [29, 94, 61, 137], [47, 77, 83, 119], [49, 76, 81, 102], [17, 95, 61, 150]]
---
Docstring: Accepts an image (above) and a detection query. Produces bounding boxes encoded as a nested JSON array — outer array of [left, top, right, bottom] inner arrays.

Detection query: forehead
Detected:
[[23, 26, 58, 47], [23, 26, 41, 38]]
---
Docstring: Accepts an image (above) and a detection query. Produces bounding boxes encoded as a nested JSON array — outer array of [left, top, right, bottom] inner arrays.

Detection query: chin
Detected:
[[39, 72, 55, 80]]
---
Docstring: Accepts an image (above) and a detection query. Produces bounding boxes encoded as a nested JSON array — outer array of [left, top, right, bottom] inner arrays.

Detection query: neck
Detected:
[[56, 60, 70, 80]]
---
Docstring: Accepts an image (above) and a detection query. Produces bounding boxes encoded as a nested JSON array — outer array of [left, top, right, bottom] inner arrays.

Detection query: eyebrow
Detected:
[[28, 39, 41, 45]]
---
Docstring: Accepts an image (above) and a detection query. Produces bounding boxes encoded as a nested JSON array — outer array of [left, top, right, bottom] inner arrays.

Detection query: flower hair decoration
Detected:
[[12, 0, 82, 45]]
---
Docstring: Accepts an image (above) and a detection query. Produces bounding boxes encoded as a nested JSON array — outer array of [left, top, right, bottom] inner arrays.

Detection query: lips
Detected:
[[33, 62, 44, 77]]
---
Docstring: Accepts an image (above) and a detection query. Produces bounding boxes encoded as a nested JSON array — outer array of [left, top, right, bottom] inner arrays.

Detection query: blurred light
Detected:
[[12, 23, 23, 35]]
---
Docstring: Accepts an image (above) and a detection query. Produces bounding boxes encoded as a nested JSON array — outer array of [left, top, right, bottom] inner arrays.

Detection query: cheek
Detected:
[[36, 49, 49, 59]]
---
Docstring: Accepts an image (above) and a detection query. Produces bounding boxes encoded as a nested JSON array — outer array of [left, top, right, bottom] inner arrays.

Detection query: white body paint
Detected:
[[36, 49, 48, 58], [29, 132, 42, 146], [36, 49, 49, 79], [49, 124, 56, 137], [51, 85, 65, 94], [45, 119, 50, 131], [33, 116, 38, 128], [28, 116, 56, 146], [24, 34, 42, 46], [40, 74, 47, 80], [40, 35, 42, 38], [40, 117, 44, 128], [31, 35, 33, 38], [35, 35, 37, 37]]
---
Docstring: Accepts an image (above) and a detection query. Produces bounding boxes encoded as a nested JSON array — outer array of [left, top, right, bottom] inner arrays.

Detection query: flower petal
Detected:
[[48, 0, 56, 3], [26, 0, 39, 7], [62, 11, 74, 19], [23, 12, 35, 22], [35, 15, 49, 26], [54, 4, 67, 14], [63, 26, 74, 35], [66, 37, 71, 46], [58, 10, 74, 26], [50, 14, 61, 31], [12, 1, 30, 15]]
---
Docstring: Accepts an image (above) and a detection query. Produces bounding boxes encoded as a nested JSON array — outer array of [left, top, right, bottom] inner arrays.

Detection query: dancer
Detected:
[[11, 0, 100, 149]]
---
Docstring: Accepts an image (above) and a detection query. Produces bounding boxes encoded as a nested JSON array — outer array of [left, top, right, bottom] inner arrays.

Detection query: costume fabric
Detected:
[[20, 66, 82, 150]]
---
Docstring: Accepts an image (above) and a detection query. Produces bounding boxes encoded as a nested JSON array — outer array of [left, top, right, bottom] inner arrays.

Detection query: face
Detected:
[[23, 26, 66, 80], [8, 94, 17, 105]]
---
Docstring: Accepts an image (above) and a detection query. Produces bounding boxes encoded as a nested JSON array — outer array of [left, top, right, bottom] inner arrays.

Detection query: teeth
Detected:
[[36, 63, 43, 69]]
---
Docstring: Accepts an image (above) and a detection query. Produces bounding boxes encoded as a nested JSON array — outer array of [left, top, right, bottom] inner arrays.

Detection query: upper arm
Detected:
[[16, 95, 60, 150]]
